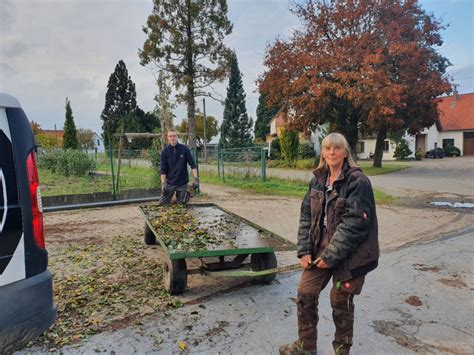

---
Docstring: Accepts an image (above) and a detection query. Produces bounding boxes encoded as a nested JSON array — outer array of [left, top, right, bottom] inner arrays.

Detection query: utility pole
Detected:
[[202, 98, 208, 162], [54, 124, 58, 147]]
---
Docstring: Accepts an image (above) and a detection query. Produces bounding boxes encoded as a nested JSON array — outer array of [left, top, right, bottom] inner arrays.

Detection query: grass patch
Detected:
[[201, 173, 308, 199], [39, 167, 159, 196], [200, 172, 395, 204], [357, 161, 410, 176], [39, 169, 113, 196]]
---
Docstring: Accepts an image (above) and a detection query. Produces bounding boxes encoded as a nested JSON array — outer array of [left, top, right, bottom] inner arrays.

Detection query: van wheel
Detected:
[[144, 223, 156, 245], [163, 259, 187, 295], [251, 252, 277, 284]]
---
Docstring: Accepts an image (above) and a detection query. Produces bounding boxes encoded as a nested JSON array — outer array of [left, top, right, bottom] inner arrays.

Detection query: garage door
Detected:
[[463, 132, 474, 155]]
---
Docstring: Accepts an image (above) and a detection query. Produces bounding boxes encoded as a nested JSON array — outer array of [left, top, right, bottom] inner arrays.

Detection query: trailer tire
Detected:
[[251, 252, 277, 284], [144, 223, 156, 245], [163, 259, 187, 295]]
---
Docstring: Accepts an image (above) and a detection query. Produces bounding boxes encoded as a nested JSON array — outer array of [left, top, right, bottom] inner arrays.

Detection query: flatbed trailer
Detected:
[[140, 203, 297, 295]]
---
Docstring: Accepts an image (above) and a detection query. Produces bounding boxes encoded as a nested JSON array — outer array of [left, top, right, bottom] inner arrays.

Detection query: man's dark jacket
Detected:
[[160, 143, 196, 186], [297, 161, 379, 281]]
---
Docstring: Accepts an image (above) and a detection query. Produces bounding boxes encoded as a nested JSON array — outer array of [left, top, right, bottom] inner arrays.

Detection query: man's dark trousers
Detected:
[[158, 184, 189, 205]]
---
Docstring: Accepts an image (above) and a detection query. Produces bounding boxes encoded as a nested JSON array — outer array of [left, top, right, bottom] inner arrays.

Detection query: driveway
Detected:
[[368, 156, 474, 199], [201, 156, 474, 200]]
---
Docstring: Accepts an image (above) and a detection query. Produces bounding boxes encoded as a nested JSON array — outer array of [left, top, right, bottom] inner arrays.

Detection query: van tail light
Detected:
[[26, 151, 45, 248]]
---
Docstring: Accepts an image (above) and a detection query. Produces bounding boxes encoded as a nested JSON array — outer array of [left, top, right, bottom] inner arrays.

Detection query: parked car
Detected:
[[0, 93, 56, 352], [444, 145, 461, 157], [425, 147, 445, 159]]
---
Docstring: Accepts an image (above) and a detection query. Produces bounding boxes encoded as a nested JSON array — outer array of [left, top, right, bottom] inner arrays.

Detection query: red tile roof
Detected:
[[437, 92, 474, 131]]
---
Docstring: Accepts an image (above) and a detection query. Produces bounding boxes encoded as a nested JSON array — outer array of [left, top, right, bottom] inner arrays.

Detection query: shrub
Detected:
[[295, 159, 316, 170], [269, 138, 282, 160], [299, 142, 316, 159], [38, 149, 95, 177], [148, 139, 162, 185], [444, 145, 460, 157], [280, 129, 300, 167], [393, 137, 412, 160]]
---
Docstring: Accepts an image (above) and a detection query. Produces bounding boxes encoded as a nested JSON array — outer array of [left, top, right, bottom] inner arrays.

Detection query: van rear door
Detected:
[[0, 108, 25, 286]]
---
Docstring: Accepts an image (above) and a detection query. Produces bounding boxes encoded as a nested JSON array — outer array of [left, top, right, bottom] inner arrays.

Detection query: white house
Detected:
[[357, 92, 474, 160], [89, 132, 105, 153]]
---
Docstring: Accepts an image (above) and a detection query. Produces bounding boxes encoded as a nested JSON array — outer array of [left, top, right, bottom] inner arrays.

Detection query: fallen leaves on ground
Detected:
[[32, 234, 180, 350]]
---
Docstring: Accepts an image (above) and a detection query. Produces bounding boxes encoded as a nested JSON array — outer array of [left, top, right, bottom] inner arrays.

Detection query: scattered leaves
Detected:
[[31, 234, 177, 349]]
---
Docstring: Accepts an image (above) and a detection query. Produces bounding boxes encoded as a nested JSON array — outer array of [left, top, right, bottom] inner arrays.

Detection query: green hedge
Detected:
[[38, 149, 95, 177]]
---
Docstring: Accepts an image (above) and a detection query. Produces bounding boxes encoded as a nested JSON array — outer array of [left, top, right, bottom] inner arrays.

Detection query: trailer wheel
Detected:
[[144, 223, 156, 245], [163, 259, 187, 295], [251, 252, 277, 284]]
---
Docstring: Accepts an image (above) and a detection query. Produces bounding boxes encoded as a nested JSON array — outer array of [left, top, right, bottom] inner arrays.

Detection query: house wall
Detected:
[[310, 124, 329, 155], [270, 119, 277, 136], [357, 139, 398, 160], [437, 131, 464, 155], [416, 125, 439, 152]]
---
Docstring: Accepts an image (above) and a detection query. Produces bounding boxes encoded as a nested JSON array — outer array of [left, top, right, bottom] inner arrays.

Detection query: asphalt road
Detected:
[[368, 156, 474, 199]]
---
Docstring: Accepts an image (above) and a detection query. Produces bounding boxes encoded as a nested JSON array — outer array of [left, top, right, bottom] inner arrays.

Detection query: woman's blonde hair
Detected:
[[317, 132, 358, 169]]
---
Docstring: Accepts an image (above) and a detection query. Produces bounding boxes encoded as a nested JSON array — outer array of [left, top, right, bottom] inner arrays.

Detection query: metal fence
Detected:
[[37, 144, 269, 199]]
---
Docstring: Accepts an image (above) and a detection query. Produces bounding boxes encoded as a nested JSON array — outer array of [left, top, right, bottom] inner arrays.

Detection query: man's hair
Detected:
[[167, 129, 177, 135]]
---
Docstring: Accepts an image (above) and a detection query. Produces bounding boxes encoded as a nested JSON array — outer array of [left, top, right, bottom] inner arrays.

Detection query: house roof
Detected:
[[268, 106, 287, 127], [437, 92, 474, 131], [40, 130, 64, 138]]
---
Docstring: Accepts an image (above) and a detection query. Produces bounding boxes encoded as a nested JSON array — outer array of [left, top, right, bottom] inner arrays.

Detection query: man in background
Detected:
[[159, 129, 199, 205]]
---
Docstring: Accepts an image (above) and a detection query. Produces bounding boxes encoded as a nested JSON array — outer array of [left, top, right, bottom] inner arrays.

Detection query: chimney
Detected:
[[453, 88, 459, 101]]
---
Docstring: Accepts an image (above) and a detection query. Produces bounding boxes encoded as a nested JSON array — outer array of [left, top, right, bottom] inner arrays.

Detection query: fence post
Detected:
[[217, 146, 220, 177], [221, 150, 225, 183], [261, 147, 266, 182], [109, 141, 116, 200], [128, 146, 131, 168], [193, 148, 200, 194]]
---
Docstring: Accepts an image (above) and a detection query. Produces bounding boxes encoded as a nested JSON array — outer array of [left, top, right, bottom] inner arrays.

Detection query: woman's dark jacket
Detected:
[[297, 162, 379, 281]]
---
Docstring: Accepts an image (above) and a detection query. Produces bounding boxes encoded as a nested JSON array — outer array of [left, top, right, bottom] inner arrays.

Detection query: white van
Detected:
[[0, 93, 56, 352]]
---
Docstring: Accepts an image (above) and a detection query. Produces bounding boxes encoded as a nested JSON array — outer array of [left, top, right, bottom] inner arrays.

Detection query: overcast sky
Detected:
[[1, 0, 473, 137]]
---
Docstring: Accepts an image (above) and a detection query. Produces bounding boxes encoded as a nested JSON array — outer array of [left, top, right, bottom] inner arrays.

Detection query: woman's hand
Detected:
[[315, 257, 330, 269], [300, 255, 313, 269]]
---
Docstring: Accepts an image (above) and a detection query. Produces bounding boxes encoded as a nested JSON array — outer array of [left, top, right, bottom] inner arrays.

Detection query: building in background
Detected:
[[357, 92, 474, 160]]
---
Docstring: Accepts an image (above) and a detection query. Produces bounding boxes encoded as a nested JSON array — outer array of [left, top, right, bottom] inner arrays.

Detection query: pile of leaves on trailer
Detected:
[[146, 205, 239, 252], [30, 234, 182, 350], [148, 205, 217, 251]]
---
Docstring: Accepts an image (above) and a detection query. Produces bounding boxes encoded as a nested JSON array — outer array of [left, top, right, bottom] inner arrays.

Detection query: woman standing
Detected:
[[280, 133, 379, 355]]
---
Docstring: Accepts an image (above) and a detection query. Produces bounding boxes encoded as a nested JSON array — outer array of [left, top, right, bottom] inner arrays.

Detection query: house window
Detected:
[[383, 140, 389, 152], [356, 142, 365, 153], [442, 139, 454, 149]]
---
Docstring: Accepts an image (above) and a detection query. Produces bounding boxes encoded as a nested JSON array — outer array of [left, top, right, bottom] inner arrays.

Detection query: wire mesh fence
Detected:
[[196, 146, 267, 182], [36, 143, 269, 198]]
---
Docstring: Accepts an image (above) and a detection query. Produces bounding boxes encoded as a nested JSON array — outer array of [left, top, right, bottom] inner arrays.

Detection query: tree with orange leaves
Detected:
[[259, 0, 451, 167]]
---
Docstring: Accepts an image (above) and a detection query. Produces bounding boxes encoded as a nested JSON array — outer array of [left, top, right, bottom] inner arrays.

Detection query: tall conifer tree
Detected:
[[101, 60, 137, 148], [220, 52, 253, 148], [63, 97, 78, 149], [254, 92, 279, 140], [139, 0, 233, 149]]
